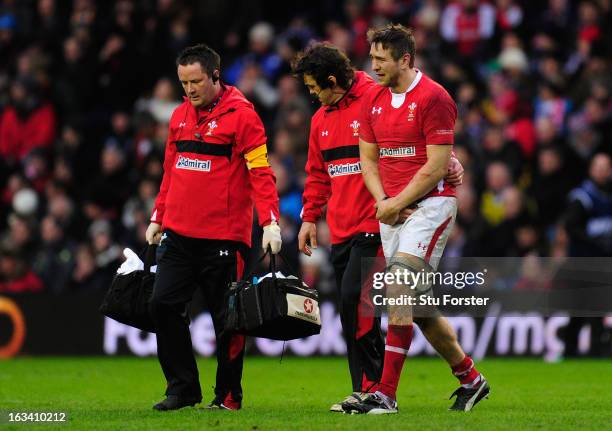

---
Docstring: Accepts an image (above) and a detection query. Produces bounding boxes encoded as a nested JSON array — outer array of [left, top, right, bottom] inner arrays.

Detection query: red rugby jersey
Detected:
[[302, 71, 379, 244], [151, 84, 279, 246], [359, 71, 457, 199]]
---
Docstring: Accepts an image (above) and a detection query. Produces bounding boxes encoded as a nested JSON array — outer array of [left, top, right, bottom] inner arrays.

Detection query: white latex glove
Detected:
[[262, 222, 282, 254], [117, 248, 144, 275], [146, 222, 162, 245]]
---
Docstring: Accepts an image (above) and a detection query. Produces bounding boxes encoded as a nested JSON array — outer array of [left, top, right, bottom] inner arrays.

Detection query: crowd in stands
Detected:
[[1, 0, 611, 295]]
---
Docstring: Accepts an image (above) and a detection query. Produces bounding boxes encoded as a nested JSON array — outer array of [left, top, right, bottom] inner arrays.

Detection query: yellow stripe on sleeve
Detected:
[[244, 144, 270, 169]]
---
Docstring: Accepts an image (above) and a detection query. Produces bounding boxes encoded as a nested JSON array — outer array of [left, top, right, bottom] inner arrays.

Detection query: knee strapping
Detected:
[[386, 257, 433, 295]]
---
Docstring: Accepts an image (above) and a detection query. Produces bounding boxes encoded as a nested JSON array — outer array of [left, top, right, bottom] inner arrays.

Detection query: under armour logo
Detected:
[[365, 233, 375, 238], [321, 130, 329, 136], [160, 232, 167, 244], [219, 250, 229, 256], [179, 122, 186, 128], [372, 106, 382, 114], [417, 241, 428, 251]]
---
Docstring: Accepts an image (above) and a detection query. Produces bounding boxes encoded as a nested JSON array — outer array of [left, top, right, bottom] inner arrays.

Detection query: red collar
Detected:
[[325, 74, 359, 112], [201, 84, 225, 113]]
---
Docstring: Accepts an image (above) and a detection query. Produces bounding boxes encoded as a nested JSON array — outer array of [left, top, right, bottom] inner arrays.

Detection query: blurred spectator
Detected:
[[481, 126, 523, 178], [32, 215, 75, 294], [271, 157, 302, 224], [22, 148, 51, 193], [47, 191, 77, 236], [84, 142, 131, 220], [344, 0, 370, 62], [53, 36, 95, 123], [69, 243, 107, 291], [562, 153, 612, 357], [0, 246, 43, 293], [0, 13, 18, 80], [225, 21, 282, 85], [455, 185, 488, 257], [534, 81, 571, 131], [0, 76, 56, 164], [480, 162, 512, 226], [135, 77, 181, 124], [1, 213, 38, 261], [530, 147, 574, 229], [486, 187, 534, 256], [88, 219, 121, 281], [121, 177, 157, 245], [495, 0, 523, 33], [564, 153, 612, 257], [440, 0, 496, 62]]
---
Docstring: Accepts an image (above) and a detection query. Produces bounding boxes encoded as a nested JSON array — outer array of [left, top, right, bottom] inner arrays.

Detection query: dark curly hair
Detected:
[[292, 42, 355, 90], [367, 24, 416, 68], [176, 43, 221, 79]]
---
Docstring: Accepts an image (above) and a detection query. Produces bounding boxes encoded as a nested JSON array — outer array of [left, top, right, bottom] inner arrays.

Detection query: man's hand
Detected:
[[445, 157, 464, 186], [146, 222, 162, 245], [262, 222, 282, 254], [398, 207, 417, 223], [298, 222, 317, 256], [375, 198, 401, 225]]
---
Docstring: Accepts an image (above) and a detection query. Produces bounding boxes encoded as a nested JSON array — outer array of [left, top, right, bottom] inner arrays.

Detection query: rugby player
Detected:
[[292, 42, 480, 413], [343, 24, 490, 414]]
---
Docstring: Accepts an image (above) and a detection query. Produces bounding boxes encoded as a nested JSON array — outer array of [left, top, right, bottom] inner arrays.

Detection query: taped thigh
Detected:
[[386, 256, 433, 296]]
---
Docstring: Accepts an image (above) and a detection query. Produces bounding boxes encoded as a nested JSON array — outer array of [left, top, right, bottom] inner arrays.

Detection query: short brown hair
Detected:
[[367, 24, 416, 67], [291, 42, 354, 90], [176, 44, 221, 79]]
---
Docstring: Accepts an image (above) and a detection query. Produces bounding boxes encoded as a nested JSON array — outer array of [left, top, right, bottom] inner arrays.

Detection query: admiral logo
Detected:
[[327, 161, 362, 177], [176, 155, 211, 171], [379, 147, 416, 158], [372, 106, 382, 114], [350, 120, 360, 136]]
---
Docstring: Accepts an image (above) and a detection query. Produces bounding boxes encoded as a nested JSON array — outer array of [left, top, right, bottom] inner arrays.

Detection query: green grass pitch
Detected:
[[0, 357, 610, 430]]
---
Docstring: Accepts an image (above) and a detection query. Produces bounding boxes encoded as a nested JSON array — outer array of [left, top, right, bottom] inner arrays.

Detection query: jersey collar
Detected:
[[389, 69, 423, 96], [325, 73, 360, 112]]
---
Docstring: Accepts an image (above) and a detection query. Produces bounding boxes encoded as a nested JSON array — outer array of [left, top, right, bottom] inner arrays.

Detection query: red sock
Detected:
[[361, 373, 377, 393], [451, 356, 481, 387], [376, 324, 413, 400]]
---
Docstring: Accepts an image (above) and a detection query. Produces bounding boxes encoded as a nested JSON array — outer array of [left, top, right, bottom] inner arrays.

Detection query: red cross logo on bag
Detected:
[[303, 298, 314, 313]]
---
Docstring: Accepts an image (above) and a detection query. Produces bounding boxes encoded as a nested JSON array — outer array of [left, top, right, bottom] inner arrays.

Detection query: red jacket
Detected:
[[0, 104, 56, 161], [302, 71, 379, 244], [151, 85, 279, 246]]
